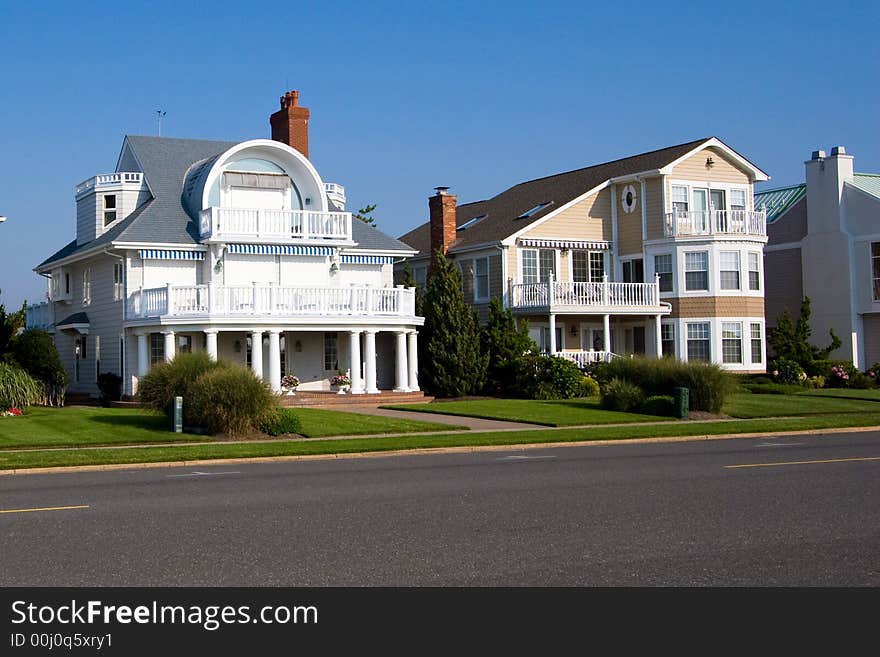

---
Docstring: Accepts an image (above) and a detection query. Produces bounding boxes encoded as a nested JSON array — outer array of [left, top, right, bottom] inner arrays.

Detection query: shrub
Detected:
[[137, 352, 225, 425], [10, 329, 68, 406], [261, 408, 303, 436], [578, 375, 600, 398], [0, 362, 43, 408], [589, 357, 734, 413], [742, 382, 806, 395], [805, 375, 825, 389], [97, 372, 122, 405], [513, 353, 587, 399], [188, 365, 276, 436], [827, 363, 855, 388], [639, 395, 676, 417], [769, 358, 806, 385], [481, 298, 536, 395], [850, 372, 874, 389], [600, 378, 645, 412]]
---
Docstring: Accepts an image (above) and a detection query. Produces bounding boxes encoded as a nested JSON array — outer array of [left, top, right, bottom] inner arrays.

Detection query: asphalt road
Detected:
[[2, 431, 879, 586]]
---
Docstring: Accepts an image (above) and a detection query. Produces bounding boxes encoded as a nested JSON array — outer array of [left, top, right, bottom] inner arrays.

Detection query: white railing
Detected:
[[512, 277, 661, 310], [75, 172, 143, 197], [556, 350, 617, 367], [127, 284, 416, 319], [199, 207, 353, 241], [25, 302, 51, 330], [663, 209, 766, 237]]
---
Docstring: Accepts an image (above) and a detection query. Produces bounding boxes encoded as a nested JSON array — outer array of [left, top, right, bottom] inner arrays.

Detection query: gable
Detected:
[[670, 146, 753, 184], [517, 187, 612, 242]]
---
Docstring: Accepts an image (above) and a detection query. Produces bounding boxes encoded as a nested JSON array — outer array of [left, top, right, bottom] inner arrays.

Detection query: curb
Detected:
[[1, 424, 879, 477]]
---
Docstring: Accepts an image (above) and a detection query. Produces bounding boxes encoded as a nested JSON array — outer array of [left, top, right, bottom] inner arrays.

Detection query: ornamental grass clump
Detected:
[[600, 378, 645, 412], [137, 352, 225, 426], [0, 362, 43, 409], [188, 366, 277, 436]]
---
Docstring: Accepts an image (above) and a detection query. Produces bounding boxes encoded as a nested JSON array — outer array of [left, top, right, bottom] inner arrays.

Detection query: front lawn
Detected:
[[382, 398, 671, 426], [293, 408, 464, 437], [722, 392, 880, 418], [800, 388, 880, 402]]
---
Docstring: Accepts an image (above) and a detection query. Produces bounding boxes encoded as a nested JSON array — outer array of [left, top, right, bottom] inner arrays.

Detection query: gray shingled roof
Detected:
[[399, 137, 717, 256], [55, 312, 90, 327], [38, 135, 413, 268]]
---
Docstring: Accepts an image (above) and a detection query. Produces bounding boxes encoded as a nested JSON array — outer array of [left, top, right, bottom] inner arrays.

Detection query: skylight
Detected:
[[517, 202, 550, 219], [457, 214, 487, 231]]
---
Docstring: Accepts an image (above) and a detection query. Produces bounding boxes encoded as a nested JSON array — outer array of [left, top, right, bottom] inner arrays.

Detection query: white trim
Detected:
[[658, 137, 770, 182], [640, 179, 648, 241], [501, 181, 610, 246], [611, 185, 619, 280]]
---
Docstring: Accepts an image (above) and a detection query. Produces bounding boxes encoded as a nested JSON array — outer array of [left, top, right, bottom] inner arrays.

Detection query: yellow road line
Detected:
[[0, 504, 90, 515], [726, 456, 880, 469]]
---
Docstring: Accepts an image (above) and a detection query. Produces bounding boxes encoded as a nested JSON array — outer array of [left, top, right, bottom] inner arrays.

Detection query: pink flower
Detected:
[[772, 370, 779, 377]]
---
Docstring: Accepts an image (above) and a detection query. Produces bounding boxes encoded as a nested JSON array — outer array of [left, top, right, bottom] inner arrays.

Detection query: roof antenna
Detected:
[[156, 110, 167, 136]]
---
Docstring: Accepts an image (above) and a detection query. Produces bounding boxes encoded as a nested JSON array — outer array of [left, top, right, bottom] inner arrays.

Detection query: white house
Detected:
[[26, 91, 424, 398], [761, 146, 880, 368]]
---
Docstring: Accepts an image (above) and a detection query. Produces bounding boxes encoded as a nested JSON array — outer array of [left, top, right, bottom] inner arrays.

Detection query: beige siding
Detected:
[[667, 296, 764, 318], [617, 184, 642, 256], [645, 176, 665, 240], [764, 247, 803, 327], [523, 188, 612, 240], [670, 146, 752, 185]]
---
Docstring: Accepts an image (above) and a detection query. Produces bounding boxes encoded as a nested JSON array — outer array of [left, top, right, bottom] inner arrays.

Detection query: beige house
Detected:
[[397, 137, 770, 371]]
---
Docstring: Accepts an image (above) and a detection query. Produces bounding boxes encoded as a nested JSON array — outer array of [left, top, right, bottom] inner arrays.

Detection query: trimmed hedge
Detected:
[[514, 353, 589, 399], [590, 356, 735, 413], [640, 395, 676, 417]]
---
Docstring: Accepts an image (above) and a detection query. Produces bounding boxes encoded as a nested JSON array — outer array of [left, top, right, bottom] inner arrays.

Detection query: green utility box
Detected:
[[673, 387, 689, 420]]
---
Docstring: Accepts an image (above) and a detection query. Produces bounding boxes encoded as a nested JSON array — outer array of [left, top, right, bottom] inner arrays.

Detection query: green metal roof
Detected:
[[754, 184, 806, 223], [849, 173, 880, 199]]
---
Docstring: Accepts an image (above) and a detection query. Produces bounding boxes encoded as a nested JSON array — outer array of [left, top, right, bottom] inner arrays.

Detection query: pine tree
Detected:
[[398, 261, 424, 317], [768, 296, 841, 367], [482, 297, 535, 395], [0, 289, 26, 361], [419, 250, 488, 397]]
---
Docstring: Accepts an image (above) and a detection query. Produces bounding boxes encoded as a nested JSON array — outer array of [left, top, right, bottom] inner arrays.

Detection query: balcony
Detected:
[[25, 302, 51, 330], [75, 172, 144, 198], [663, 209, 766, 238], [199, 207, 354, 244], [126, 284, 417, 322], [511, 277, 669, 315]]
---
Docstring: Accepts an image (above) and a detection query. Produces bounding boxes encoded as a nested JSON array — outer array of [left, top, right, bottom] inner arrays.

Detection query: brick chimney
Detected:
[[270, 90, 310, 158], [429, 186, 457, 258]]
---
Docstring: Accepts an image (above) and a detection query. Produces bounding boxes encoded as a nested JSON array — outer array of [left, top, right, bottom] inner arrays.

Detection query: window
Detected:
[[722, 322, 743, 364], [684, 252, 708, 291], [720, 251, 741, 290], [517, 202, 550, 219], [178, 335, 192, 354], [149, 333, 164, 366], [474, 257, 489, 302], [103, 194, 117, 226], [654, 254, 673, 292], [95, 335, 101, 379], [748, 252, 761, 291], [671, 186, 689, 214], [82, 267, 91, 305], [873, 243, 880, 301], [751, 323, 763, 364], [622, 259, 644, 283], [589, 252, 604, 282], [457, 214, 487, 231], [661, 323, 675, 357], [686, 322, 710, 362], [113, 262, 124, 301], [540, 326, 563, 354], [414, 266, 427, 288], [324, 332, 338, 371], [522, 249, 555, 284], [65, 272, 71, 296], [572, 251, 604, 283], [730, 189, 747, 211]]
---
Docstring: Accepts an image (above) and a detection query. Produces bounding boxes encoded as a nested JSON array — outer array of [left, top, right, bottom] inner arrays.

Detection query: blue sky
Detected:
[[0, 0, 877, 308]]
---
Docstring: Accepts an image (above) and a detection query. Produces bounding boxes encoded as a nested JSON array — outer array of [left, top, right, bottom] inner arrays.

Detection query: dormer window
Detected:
[[103, 194, 117, 226]]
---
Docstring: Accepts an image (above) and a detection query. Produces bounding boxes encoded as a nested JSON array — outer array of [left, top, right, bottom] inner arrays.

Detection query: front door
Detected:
[[710, 189, 727, 230], [692, 188, 709, 233]]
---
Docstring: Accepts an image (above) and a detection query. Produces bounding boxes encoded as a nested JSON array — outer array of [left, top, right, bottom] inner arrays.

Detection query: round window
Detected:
[[621, 184, 638, 213]]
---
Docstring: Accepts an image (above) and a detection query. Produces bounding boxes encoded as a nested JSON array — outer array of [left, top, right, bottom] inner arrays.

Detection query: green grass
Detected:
[[293, 408, 464, 437], [799, 388, 880, 402], [4, 413, 880, 471], [382, 399, 669, 426], [723, 392, 880, 418]]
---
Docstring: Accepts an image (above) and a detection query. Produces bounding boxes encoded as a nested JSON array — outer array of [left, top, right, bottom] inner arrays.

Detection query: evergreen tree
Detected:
[[353, 203, 378, 228], [419, 250, 488, 397], [0, 289, 26, 361], [768, 296, 841, 367], [398, 261, 424, 317], [482, 297, 535, 395]]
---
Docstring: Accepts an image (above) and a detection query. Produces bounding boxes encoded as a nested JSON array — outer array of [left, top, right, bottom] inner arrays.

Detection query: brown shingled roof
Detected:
[[398, 137, 713, 256]]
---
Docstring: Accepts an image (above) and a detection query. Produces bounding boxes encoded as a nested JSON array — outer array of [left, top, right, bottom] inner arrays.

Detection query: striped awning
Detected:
[[228, 244, 333, 256], [341, 255, 394, 265], [518, 239, 611, 250], [138, 249, 206, 260]]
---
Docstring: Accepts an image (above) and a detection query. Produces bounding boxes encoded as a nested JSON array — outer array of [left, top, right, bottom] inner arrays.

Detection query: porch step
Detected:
[[279, 390, 433, 407]]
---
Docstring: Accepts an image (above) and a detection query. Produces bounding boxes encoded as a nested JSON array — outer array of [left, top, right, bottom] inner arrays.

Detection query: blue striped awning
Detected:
[[138, 249, 205, 260], [341, 255, 394, 265], [228, 243, 333, 256]]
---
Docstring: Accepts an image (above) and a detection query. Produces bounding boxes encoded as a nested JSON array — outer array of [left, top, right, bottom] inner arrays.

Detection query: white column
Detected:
[[267, 330, 281, 393], [407, 331, 419, 392], [136, 333, 149, 377], [603, 314, 611, 354], [163, 330, 175, 363], [205, 330, 218, 361], [250, 330, 264, 381], [364, 330, 379, 394], [655, 314, 663, 357], [549, 314, 557, 354], [349, 330, 364, 394], [394, 331, 409, 392]]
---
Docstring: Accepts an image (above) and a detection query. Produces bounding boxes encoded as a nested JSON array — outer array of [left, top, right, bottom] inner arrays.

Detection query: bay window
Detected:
[[720, 251, 740, 290], [684, 252, 708, 291], [654, 254, 673, 292], [722, 322, 743, 364], [686, 322, 710, 362]]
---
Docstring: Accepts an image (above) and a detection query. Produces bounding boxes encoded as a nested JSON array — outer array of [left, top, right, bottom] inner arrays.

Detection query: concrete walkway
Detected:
[[324, 404, 538, 431]]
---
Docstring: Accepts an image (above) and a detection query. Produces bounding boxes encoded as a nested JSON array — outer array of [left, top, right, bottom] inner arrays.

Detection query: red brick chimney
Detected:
[[270, 90, 310, 158], [429, 186, 457, 258]]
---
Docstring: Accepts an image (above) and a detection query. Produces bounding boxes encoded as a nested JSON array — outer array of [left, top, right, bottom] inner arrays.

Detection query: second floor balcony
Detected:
[[664, 209, 766, 238], [126, 283, 417, 322], [199, 207, 354, 244], [511, 276, 670, 315]]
